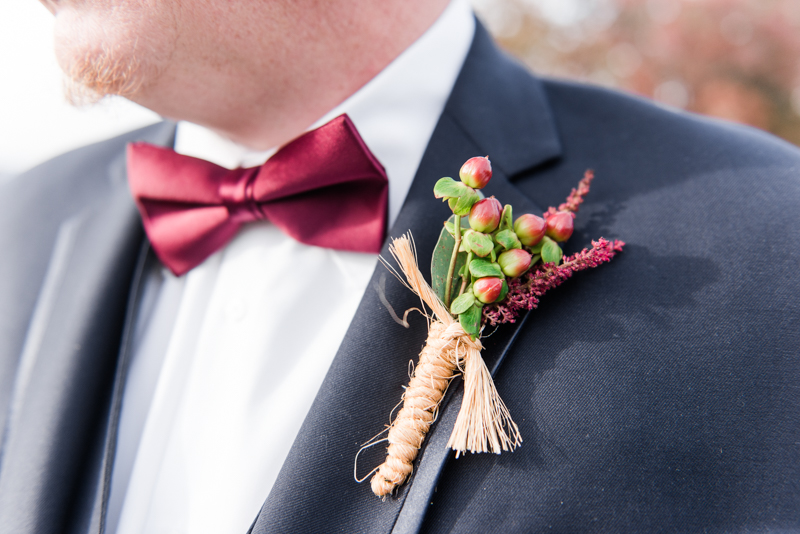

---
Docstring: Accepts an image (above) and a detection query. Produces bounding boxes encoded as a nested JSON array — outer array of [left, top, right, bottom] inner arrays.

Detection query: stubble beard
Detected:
[[62, 43, 144, 106]]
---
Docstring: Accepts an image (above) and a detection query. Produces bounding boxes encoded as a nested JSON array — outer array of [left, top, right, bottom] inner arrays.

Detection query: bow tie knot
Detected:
[[127, 114, 389, 276], [219, 167, 265, 223]]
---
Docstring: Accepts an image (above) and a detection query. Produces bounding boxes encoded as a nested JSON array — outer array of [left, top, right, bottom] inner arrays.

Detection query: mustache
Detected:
[[63, 44, 142, 106]]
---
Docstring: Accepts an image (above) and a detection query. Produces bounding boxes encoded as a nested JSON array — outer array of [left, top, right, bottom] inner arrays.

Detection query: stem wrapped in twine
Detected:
[[367, 234, 521, 497]]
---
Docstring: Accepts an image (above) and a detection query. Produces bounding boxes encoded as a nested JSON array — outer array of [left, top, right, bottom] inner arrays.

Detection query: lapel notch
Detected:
[[443, 22, 562, 180]]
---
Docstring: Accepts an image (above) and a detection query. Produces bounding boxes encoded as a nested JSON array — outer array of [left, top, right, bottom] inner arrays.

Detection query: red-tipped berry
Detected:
[[473, 277, 503, 304], [514, 213, 546, 246], [459, 156, 492, 189], [468, 197, 502, 233], [497, 249, 532, 278], [545, 211, 574, 242]]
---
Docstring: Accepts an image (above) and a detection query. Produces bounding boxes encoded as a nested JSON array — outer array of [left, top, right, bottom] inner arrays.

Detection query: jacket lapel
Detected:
[[0, 123, 175, 534], [250, 21, 562, 534], [0, 190, 144, 533]]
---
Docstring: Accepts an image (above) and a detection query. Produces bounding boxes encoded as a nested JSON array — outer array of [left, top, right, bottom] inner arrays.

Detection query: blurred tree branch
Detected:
[[473, 0, 800, 146]]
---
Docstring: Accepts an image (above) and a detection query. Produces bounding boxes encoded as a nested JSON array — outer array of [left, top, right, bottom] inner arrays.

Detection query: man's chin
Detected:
[[61, 48, 143, 107], [62, 77, 104, 107]]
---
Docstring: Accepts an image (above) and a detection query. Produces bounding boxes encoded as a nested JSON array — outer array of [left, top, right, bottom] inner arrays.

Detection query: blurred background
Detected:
[[2, 0, 799, 179], [472, 0, 800, 144]]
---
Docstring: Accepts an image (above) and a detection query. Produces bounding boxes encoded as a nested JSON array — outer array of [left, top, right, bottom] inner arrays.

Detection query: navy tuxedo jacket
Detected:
[[1, 23, 798, 534]]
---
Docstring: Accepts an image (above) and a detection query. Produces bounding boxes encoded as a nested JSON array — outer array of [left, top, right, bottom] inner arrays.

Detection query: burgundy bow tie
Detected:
[[127, 114, 388, 276]]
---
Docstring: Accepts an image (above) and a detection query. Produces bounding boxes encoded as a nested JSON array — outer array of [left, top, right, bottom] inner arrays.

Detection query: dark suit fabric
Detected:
[[1, 22, 798, 534]]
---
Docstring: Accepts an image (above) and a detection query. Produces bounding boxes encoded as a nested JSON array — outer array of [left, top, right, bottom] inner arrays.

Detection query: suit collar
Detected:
[[250, 21, 562, 534], [443, 22, 562, 179]]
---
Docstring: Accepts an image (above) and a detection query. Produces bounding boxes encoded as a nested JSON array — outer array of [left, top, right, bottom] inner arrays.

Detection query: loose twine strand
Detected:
[[364, 234, 522, 498]]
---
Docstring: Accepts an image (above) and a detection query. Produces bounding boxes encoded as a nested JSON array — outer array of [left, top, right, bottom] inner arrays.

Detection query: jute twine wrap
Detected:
[[368, 235, 521, 497]]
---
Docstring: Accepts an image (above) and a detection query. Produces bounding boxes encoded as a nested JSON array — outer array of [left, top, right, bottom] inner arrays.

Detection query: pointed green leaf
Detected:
[[448, 187, 480, 216], [463, 230, 494, 257], [499, 204, 513, 231], [469, 258, 503, 278], [444, 221, 455, 237], [450, 292, 475, 315], [541, 237, 563, 265], [431, 215, 468, 304], [498, 279, 509, 303], [528, 240, 545, 254], [494, 229, 521, 250], [459, 302, 483, 338], [434, 177, 467, 199]]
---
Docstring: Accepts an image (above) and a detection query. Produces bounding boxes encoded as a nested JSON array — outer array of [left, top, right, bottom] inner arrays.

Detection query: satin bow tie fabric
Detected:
[[127, 114, 389, 276]]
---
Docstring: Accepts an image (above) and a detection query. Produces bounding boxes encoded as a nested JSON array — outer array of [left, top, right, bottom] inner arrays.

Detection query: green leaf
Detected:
[[433, 177, 467, 199], [431, 215, 468, 304], [499, 204, 513, 231], [469, 258, 503, 278], [463, 230, 494, 257], [459, 302, 483, 338], [541, 237, 563, 265], [444, 221, 455, 237], [498, 280, 509, 303], [528, 241, 544, 254], [450, 292, 475, 315], [494, 229, 521, 250], [447, 187, 480, 216]]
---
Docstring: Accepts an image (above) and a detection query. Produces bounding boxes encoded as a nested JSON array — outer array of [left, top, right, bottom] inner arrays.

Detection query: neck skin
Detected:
[[130, 1, 451, 150]]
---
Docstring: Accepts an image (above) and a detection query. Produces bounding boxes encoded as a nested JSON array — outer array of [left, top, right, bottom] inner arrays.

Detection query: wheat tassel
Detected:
[[368, 235, 521, 497]]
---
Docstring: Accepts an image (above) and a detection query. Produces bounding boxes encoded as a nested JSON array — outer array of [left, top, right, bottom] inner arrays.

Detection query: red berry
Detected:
[[545, 211, 574, 242], [514, 213, 546, 246], [473, 277, 503, 304], [497, 249, 532, 278], [459, 157, 492, 189], [468, 197, 502, 233]]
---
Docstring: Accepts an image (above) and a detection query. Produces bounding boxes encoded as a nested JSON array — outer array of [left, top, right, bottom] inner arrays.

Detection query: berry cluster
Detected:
[[433, 157, 589, 337], [434, 160, 617, 338]]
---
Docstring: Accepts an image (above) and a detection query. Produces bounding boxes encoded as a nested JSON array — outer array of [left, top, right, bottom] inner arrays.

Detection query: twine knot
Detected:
[[441, 322, 483, 353]]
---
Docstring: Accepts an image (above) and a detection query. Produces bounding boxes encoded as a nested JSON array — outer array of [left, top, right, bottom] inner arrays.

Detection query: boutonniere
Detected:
[[358, 157, 624, 498]]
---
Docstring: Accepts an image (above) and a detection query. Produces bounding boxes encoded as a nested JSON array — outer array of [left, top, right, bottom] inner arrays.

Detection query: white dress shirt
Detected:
[[107, 2, 475, 533]]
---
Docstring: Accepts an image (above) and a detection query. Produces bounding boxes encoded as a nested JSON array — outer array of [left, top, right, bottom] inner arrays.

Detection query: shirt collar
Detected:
[[174, 0, 475, 226]]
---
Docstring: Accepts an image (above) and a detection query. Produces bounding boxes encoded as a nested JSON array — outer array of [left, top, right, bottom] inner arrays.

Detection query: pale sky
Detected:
[[0, 1, 160, 178]]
